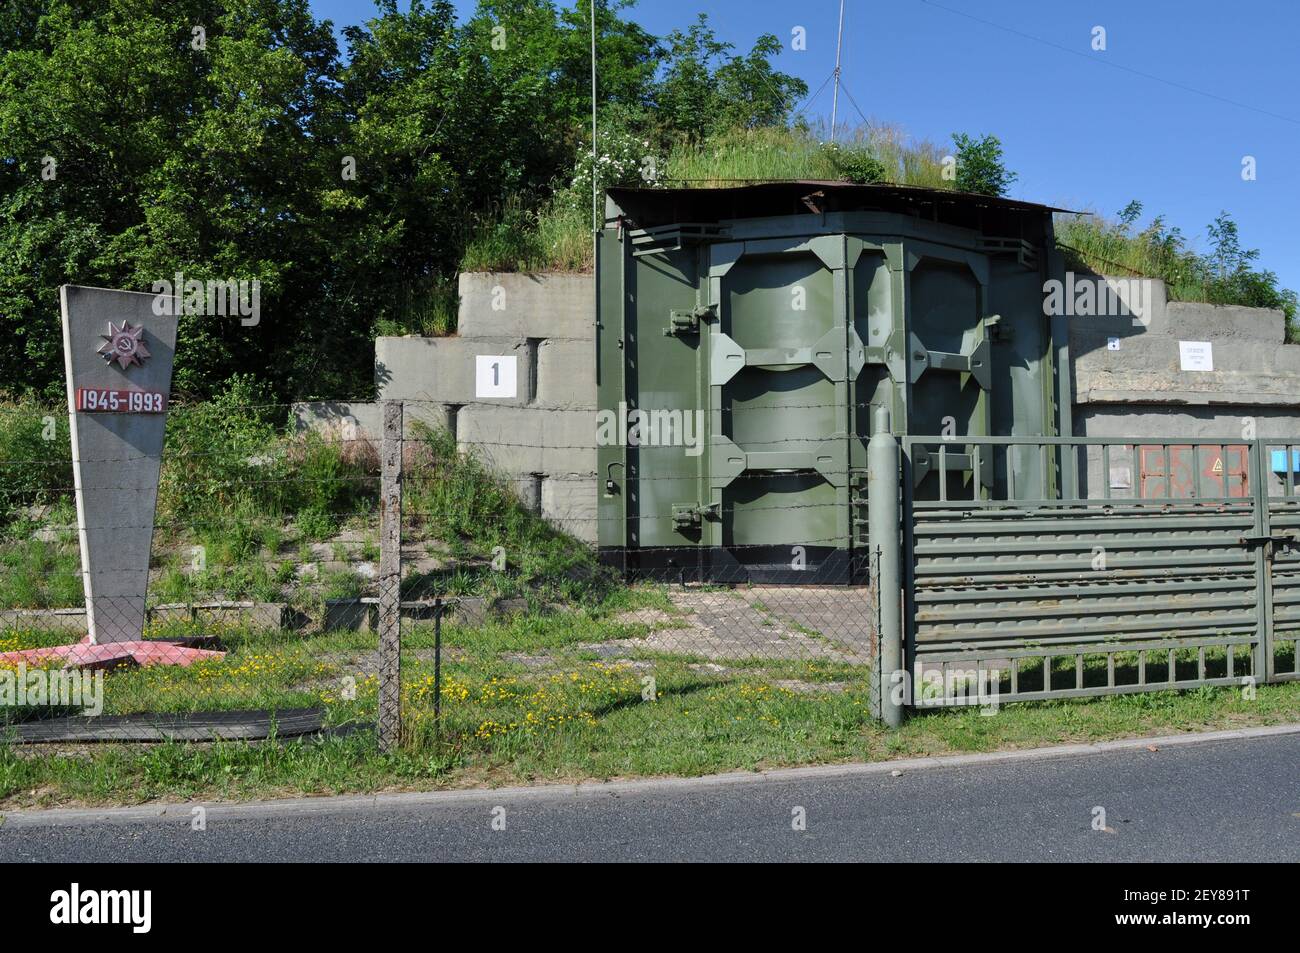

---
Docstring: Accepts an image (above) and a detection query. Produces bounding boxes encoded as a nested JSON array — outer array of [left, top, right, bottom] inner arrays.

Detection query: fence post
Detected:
[[1248, 438, 1275, 684], [869, 406, 904, 728], [377, 400, 404, 752]]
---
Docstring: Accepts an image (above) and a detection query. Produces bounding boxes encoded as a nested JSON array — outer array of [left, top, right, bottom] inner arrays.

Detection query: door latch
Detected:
[[665, 304, 714, 336], [1238, 531, 1297, 555], [672, 502, 719, 529]]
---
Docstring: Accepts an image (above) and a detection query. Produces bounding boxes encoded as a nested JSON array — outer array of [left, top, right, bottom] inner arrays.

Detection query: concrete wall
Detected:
[[1069, 279, 1300, 496], [296, 273, 1300, 536], [1072, 285, 1300, 413], [298, 272, 597, 541], [291, 399, 452, 441]]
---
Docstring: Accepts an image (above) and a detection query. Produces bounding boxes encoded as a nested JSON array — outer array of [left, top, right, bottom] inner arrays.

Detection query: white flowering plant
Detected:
[[559, 128, 661, 213]]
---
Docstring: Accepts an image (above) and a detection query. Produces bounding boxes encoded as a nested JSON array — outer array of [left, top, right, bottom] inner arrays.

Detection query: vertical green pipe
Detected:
[[869, 406, 904, 728], [1249, 438, 1275, 682]]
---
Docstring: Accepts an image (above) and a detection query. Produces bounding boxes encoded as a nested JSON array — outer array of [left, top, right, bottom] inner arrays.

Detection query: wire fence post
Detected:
[[377, 399, 404, 752], [433, 596, 443, 744]]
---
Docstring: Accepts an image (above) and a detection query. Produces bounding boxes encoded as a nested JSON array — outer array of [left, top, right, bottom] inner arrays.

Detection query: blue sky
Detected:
[[308, 0, 1299, 293]]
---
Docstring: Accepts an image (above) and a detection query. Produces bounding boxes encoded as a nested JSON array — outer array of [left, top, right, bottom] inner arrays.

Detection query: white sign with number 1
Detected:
[[476, 355, 517, 398]]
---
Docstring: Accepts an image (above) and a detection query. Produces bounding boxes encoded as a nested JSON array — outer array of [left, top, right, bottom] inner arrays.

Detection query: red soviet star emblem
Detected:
[[97, 321, 151, 370]]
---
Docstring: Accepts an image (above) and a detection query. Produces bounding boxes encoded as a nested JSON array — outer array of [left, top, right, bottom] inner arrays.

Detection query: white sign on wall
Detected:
[[1178, 340, 1214, 371], [475, 355, 517, 398], [1106, 336, 1120, 351]]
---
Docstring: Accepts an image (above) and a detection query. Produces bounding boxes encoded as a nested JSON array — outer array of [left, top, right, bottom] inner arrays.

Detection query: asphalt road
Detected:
[[4, 730, 1299, 862]]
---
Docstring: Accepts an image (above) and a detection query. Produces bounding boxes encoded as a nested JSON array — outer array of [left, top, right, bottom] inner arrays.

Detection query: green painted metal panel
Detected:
[[598, 183, 1065, 582], [901, 434, 1300, 706]]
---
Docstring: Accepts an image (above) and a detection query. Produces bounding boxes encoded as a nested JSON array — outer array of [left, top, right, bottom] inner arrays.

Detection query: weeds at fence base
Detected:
[[5, 674, 1297, 810]]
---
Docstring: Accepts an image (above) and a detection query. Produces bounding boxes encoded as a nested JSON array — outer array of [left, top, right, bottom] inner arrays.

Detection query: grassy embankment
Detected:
[[458, 124, 1298, 341]]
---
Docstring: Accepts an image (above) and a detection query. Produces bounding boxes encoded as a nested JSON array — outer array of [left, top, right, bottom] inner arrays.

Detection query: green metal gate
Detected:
[[896, 435, 1300, 708]]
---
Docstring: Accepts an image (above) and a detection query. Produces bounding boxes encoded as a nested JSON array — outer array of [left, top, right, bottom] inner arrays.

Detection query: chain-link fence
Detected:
[[0, 397, 389, 743], [0, 398, 880, 756], [396, 413, 880, 756]]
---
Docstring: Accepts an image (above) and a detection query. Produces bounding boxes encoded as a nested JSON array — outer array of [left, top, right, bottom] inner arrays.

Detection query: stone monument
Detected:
[[1, 286, 224, 668]]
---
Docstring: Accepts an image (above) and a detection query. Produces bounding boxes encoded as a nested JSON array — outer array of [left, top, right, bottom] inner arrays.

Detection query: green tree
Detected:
[[0, 1, 829, 401], [0, 0, 666, 398], [0, 0, 345, 398], [471, 0, 660, 137], [952, 132, 1017, 196], [656, 14, 807, 144], [1203, 211, 1297, 322]]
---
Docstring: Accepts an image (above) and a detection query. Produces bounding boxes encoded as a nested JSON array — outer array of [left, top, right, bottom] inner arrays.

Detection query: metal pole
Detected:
[[830, 0, 845, 141], [377, 400, 404, 752], [433, 596, 443, 744], [591, 0, 599, 234], [590, 0, 600, 334], [868, 405, 904, 727]]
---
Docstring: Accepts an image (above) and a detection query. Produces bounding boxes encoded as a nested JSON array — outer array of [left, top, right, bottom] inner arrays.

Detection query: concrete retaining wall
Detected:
[[290, 399, 451, 441], [1071, 279, 1300, 436], [1072, 290, 1300, 412], [297, 272, 598, 541], [1, 602, 291, 634]]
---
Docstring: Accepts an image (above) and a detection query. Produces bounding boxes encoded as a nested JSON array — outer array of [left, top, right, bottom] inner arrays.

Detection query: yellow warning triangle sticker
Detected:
[[1211, 457, 1224, 473]]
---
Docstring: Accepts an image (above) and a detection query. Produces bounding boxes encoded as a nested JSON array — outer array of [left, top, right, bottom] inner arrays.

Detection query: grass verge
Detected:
[[2, 602, 1297, 810]]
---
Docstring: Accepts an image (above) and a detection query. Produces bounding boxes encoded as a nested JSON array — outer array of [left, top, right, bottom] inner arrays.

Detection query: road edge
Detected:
[[4, 722, 1298, 827]]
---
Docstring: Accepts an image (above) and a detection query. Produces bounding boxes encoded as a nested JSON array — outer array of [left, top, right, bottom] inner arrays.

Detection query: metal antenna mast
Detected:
[[591, 0, 599, 233], [829, 0, 845, 140]]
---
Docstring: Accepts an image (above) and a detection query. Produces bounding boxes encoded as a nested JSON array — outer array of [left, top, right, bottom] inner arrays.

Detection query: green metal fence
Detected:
[[887, 434, 1300, 709]]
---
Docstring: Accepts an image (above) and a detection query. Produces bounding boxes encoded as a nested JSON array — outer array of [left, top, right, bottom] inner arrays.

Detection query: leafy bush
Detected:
[[160, 375, 380, 536], [820, 142, 887, 184], [282, 431, 377, 520], [159, 375, 285, 524], [562, 127, 658, 212], [0, 400, 71, 523], [952, 132, 1017, 197]]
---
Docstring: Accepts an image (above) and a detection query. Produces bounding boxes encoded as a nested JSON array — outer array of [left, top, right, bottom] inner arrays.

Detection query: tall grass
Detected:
[[0, 401, 71, 521], [1058, 210, 1299, 336], [861, 122, 951, 190], [660, 123, 949, 188], [660, 126, 830, 184], [456, 123, 1298, 335], [375, 277, 460, 337], [403, 423, 612, 604], [460, 195, 592, 274], [1056, 212, 1207, 297], [463, 123, 953, 276]]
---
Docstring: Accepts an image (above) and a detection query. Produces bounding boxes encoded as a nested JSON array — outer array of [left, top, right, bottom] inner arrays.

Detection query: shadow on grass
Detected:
[[583, 679, 724, 720]]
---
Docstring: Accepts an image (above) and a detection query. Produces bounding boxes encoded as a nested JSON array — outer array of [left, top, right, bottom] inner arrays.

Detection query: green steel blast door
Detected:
[[597, 185, 1066, 584], [599, 232, 873, 583]]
